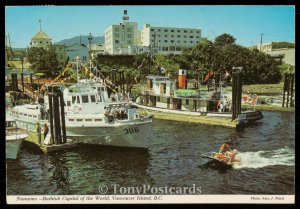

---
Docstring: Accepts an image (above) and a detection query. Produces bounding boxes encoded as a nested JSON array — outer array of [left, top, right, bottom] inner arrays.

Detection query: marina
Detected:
[[5, 6, 295, 203]]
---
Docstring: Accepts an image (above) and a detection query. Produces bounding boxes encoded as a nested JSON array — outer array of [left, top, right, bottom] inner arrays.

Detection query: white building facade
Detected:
[[141, 24, 201, 55], [105, 21, 139, 55], [104, 11, 201, 55]]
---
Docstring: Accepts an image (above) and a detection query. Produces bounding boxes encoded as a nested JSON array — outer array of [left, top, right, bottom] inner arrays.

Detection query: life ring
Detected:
[[73, 106, 80, 113]]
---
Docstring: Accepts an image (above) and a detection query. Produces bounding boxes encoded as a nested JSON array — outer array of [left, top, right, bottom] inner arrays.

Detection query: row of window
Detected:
[[150, 28, 200, 33], [115, 40, 133, 44], [68, 118, 102, 122], [145, 40, 198, 44], [151, 34, 199, 39], [115, 27, 133, 33]]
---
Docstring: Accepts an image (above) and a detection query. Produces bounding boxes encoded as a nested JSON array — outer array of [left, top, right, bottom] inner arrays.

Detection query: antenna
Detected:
[[39, 19, 42, 31], [122, 10, 129, 22]]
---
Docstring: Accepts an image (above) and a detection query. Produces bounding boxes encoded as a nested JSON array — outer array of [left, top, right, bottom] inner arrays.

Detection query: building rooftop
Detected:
[[32, 30, 52, 40]]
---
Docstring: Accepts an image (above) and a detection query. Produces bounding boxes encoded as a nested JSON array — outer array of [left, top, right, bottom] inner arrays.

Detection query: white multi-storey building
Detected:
[[105, 10, 139, 55], [104, 11, 201, 55], [141, 24, 201, 55]]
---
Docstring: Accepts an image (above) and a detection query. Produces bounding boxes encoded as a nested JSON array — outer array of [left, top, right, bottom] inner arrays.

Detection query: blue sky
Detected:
[[5, 5, 295, 48]]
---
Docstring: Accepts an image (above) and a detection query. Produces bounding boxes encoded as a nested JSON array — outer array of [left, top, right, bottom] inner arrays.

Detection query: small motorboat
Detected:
[[6, 118, 29, 159], [202, 148, 242, 166]]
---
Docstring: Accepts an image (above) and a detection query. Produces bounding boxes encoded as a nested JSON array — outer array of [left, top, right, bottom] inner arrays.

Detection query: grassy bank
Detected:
[[226, 83, 285, 95]]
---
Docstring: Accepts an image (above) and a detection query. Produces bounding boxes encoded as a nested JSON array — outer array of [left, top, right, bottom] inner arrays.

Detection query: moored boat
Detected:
[[6, 118, 29, 159]]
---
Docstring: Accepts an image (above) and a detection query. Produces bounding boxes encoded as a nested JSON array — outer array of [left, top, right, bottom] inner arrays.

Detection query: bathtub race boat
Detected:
[[202, 144, 242, 166], [7, 78, 153, 149], [6, 118, 29, 159]]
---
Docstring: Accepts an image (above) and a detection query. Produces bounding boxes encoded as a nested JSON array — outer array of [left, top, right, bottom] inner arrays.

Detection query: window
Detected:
[[115, 40, 119, 43], [77, 96, 80, 103], [69, 119, 74, 122], [95, 119, 102, 122], [115, 28, 119, 32], [115, 33, 119, 38], [127, 34, 132, 38], [158, 29, 161, 32], [171, 40, 174, 43], [190, 31, 193, 33], [184, 35, 187, 38], [40, 41, 42, 44], [177, 30, 180, 32], [72, 96, 76, 104], [67, 101, 71, 106], [190, 41, 193, 43], [91, 95, 96, 103], [177, 35, 181, 38], [171, 35, 174, 37], [186, 99, 189, 105], [190, 36, 194, 38], [164, 29, 168, 32], [157, 97, 160, 102], [164, 40, 168, 43], [178, 41, 181, 43], [164, 35, 168, 37], [85, 119, 92, 122], [162, 47, 168, 51], [151, 29, 154, 31], [82, 95, 89, 103], [127, 28, 132, 32], [77, 119, 83, 122], [184, 30, 187, 33]]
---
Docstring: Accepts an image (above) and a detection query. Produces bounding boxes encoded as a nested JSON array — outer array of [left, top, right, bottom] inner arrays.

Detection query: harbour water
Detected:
[[6, 111, 295, 195]]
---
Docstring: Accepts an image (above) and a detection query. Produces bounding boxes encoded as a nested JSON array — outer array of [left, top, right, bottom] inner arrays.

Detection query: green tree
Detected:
[[26, 47, 61, 78], [214, 33, 236, 47]]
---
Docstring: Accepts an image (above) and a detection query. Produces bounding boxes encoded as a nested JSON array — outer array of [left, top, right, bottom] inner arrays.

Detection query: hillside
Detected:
[[54, 35, 104, 46]]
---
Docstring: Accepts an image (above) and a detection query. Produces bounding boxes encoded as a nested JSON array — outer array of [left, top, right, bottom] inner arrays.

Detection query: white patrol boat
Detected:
[[63, 79, 152, 148], [7, 78, 153, 149]]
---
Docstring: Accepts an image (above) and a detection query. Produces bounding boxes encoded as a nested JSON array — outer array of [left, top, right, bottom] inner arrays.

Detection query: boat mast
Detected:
[[76, 56, 80, 83]]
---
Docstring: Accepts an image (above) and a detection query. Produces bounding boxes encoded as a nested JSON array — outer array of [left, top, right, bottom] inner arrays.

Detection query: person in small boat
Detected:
[[219, 143, 231, 154], [228, 149, 238, 163]]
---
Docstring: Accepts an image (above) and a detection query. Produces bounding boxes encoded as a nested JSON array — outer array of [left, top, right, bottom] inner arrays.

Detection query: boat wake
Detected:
[[233, 147, 294, 169]]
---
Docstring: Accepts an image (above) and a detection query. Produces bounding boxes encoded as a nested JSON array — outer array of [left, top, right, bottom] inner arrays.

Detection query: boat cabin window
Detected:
[[6, 121, 14, 128], [82, 95, 89, 103], [91, 95, 96, 103], [77, 96, 80, 104], [67, 101, 71, 106], [72, 96, 76, 104]]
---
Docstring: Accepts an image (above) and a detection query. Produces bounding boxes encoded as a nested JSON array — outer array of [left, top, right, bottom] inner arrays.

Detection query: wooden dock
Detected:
[[144, 109, 236, 128], [25, 132, 79, 154]]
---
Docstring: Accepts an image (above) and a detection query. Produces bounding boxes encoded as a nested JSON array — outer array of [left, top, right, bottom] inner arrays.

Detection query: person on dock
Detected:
[[36, 122, 41, 145], [43, 123, 49, 140], [219, 143, 231, 154]]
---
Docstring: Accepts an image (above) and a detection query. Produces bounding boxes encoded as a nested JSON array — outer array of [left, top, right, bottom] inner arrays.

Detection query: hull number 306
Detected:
[[124, 127, 139, 134]]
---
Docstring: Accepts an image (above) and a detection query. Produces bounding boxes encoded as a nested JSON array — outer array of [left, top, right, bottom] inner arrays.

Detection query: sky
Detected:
[[5, 5, 295, 48]]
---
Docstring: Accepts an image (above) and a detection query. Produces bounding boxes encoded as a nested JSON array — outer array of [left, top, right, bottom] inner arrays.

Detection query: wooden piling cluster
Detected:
[[231, 71, 242, 120], [47, 85, 67, 145], [10, 73, 19, 104], [282, 73, 295, 108], [110, 69, 126, 93]]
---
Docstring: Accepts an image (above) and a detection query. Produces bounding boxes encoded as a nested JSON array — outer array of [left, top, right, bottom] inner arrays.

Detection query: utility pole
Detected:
[[88, 32, 93, 60], [260, 33, 264, 51]]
